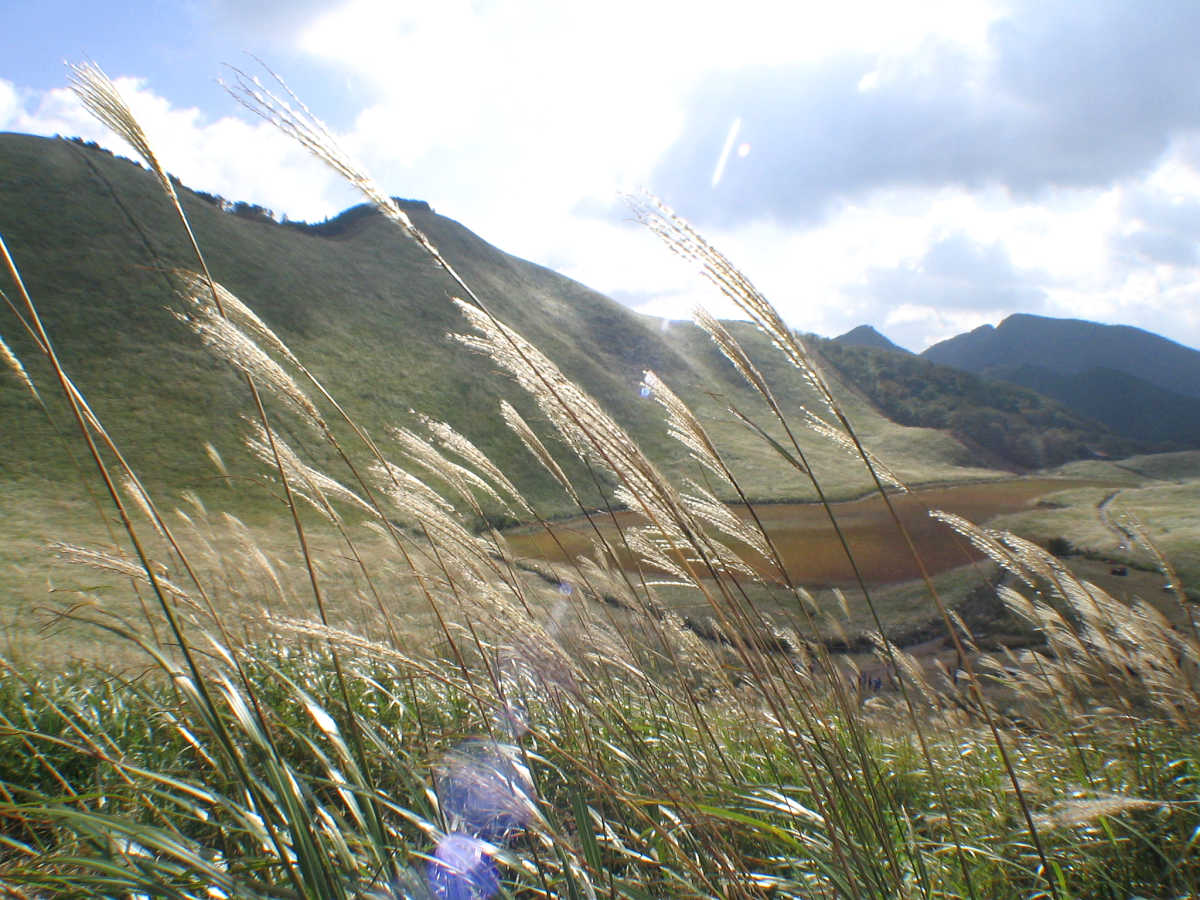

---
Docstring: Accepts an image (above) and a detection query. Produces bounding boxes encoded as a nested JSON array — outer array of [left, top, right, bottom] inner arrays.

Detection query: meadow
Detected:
[[1, 64, 1198, 899]]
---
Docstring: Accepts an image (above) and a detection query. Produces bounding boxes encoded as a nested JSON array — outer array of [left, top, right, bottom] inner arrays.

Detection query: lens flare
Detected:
[[427, 832, 499, 900], [436, 740, 536, 842], [711, 116, 742, 187]]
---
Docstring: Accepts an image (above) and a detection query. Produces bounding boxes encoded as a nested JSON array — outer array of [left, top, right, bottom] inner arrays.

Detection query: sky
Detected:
[[4, 0, 1200, 352]]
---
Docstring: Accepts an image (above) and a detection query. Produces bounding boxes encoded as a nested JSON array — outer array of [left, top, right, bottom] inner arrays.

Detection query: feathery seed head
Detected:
[[0, 333, 39, 402], [173, 306, 322, 426], [68, 61, 176, 201]]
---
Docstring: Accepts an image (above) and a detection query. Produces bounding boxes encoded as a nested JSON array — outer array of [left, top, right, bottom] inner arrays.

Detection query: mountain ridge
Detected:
[[921, 313, 1200, 399], [0, 132, 1012, 519], [833, 324, 911, 354], [0, 132, 1168, 520]]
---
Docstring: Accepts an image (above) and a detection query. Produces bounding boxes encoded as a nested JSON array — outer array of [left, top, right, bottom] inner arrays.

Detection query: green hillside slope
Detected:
[[0, 133, 1003, 525], [996, 364, 1200, 445], [817, 341, 1146, 469]]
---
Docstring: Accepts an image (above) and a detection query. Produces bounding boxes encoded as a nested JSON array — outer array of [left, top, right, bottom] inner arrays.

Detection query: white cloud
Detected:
[[607, 166, 1200, 353], [285, 0, 1005, 300], [0, 80, 20, 127], [5, 76, 354, 223]]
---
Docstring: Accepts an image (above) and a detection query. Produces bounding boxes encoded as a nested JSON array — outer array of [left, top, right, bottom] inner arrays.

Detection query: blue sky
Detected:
[[4, 0, 1200, 352]]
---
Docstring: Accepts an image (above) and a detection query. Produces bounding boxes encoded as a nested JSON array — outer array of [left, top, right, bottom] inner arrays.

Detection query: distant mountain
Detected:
[[816, 340, 1144, 471], [833, 325, 911, 354], [920, 314, 1200, 446], [922, 314, 1200, 399], [997, 365, 1200, 445]]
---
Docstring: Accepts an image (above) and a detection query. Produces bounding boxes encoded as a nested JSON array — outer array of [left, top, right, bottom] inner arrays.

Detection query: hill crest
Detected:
[[922, 312, 1200, 399], [0, 132, 1019, 516], [833, 325, 911, 354]]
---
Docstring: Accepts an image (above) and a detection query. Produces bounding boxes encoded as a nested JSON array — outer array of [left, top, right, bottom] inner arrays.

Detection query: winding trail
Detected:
[[1097, 489, 1134, 548]]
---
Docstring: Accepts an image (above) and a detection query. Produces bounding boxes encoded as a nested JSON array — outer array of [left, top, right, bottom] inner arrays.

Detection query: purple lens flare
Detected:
[[436, 739, 536, 842], [427, 832, 500, 900]]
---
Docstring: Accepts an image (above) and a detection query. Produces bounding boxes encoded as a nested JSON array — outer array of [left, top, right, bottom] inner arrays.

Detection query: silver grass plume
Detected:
[[175, 270, 301, 368], [692, 309, 776, 406], [390, 425, 510, 513], [0, 333, 40, 403], [641, 369, 728, 484], [68, 62, 177, 203], [220, 512, 288, 605], [414, 412, 533, 517], [172, 305, 322, 425], [631, 194, 840, 417], [369, 458, 497, 585], [679, 480, 771, 562], [929, 510, 1037, 589], [224, 61, 475, 301], [245, 420, 371, 519], [451, 301, 674, 512], [692, 307, 907, 490], [499, 400, 574, 496], [223, 66, 414, 236], [52, 542, 192, 604], [121, 475, 166, 538]]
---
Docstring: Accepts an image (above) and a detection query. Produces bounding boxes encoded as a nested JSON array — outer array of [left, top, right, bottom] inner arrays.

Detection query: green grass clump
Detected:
[[1, 62, 1198, 898], [3, 638, 1197, 898]]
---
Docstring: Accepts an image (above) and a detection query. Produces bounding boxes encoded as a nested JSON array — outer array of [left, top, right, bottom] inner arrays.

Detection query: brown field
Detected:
[[505, 478, 1108, 587]]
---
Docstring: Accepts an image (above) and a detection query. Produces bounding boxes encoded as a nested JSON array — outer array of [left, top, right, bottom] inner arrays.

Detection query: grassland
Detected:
[[1, 67, 1198, 899], [0, 128, 1021, 657], [991, 450, 1200, 590]]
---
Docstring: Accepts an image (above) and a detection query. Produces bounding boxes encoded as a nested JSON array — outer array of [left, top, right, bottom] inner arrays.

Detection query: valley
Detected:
[[505, 477, 1108, 585], [2, 134, 1197, 664]]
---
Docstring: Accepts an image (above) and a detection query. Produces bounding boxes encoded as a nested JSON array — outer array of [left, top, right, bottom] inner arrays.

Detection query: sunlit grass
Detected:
[[1, 62, 1197, 899]]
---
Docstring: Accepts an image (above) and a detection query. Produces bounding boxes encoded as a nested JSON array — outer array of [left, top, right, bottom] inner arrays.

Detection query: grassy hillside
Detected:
[[996, 449, 1200, 590], [0, 133, 1005, 524], [985, 363, 1200, 445], [816, 340, 1145, 469]]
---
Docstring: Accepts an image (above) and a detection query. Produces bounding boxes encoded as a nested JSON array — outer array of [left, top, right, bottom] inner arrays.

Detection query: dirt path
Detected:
[[1097, 489, 1134, 549]]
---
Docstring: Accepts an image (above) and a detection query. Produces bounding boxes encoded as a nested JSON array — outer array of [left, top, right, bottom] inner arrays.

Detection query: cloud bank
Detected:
[[3, 0, 1200, 352]]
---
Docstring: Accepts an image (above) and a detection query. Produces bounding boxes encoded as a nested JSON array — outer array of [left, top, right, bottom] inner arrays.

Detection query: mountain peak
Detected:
[[923, 314, 1200, 400], [833, 324, 910, 354]]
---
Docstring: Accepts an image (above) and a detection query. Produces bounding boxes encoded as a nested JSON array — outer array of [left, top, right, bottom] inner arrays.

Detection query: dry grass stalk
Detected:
[[67, 62, 176, 203], [414, 413, 533, 518], [245, 421, 372, 519], [1034, 794, 1162, 830], [0, 332, 39, 403], [51, 542, 192, 605], [499, 400, 574, 496], [176, 270, 301, 369], [452, 301, 724, 587], [174, 307, 322, 425], [692, 308, 906, 490], [632, 195, 909, 492], [390, 426, 509, 514]]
